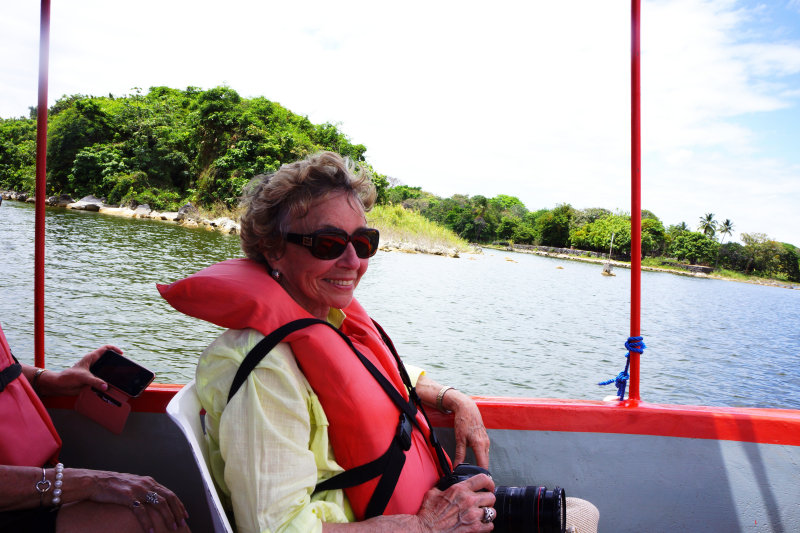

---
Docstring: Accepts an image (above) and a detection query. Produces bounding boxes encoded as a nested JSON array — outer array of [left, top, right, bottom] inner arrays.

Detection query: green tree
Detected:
[[488, 194, 525, 212], [698, 213, 717, 238], [714, 219, 735, 268], [386, 185, 423, 205], [569, 214, 631, 255], [778, 244, 800, 282], [534, 204, 574, 247], [68, 143, 129, 197], [668, 222, 689, 235], [641, 209, 660, 221], [718, 219, 734, 244], [496, 216, 519, 241], [741, 233, 782, 276], [370, 171, 390, 205], [570, 207, 612, 231], [717, 242, 749, 271], [512, 222, 536, 244], [641, 218, 667, 256], [669, 231, 719, 265], [47, 97, 115, 193], [0, 117, 37, 191]]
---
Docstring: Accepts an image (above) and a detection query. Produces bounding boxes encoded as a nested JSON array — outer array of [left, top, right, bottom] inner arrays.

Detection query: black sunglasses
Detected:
[[286, 227, 380, 260]]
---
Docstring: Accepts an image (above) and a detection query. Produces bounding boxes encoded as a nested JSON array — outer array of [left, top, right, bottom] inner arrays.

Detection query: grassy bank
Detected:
[[367, 204, 475, 256]]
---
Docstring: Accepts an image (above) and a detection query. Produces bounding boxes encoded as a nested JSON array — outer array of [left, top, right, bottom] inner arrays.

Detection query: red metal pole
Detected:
[[34, 0, 51, 368], [629, 0, 642, 401]]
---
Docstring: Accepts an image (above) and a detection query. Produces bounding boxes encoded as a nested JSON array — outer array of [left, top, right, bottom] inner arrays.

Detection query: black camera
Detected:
[[437, 463, 566, 533]]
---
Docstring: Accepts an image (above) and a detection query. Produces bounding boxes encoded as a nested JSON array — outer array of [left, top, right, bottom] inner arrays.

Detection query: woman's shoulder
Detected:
[[196, 328, 309, 412], [198, 328, 298, 370], [196, 328, 308, 400]]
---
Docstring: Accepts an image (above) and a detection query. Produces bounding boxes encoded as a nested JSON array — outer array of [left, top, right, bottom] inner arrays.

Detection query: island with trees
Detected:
[[1, 85, 797, 284]]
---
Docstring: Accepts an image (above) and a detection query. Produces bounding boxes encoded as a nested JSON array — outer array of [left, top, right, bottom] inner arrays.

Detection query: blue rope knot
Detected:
[[599, 336, 646, 400], [625, 337, 646, 354], [598, 370, 629, 388]]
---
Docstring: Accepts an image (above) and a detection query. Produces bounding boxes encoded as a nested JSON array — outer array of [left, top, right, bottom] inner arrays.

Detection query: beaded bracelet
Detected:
[[52, 462, 64, 507]]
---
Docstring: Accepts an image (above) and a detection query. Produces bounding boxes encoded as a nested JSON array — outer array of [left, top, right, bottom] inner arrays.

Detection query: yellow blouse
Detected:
[[195, 309, 424, 533]]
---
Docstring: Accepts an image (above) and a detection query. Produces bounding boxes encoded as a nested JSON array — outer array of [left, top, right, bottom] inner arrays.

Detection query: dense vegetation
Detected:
[[0, 86, 374, 211], [1, 85, 797, 282], [387, 185, 799, 282]]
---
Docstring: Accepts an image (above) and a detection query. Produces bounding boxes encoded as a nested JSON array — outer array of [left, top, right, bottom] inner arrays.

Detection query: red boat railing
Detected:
[[34, 0, 51, 368], [629, 0, 642, 402]]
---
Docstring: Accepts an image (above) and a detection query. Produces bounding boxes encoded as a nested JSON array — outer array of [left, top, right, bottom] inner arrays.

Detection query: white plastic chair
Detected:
[[166, 380, 234, 533]]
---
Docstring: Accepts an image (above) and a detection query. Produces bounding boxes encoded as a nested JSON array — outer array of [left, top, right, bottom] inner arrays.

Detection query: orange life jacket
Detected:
[[0, 323, 62, 466], [158, 258, 448, 519]]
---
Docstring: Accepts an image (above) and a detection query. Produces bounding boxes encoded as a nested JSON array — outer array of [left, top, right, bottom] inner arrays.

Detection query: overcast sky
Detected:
[[2, 0, 799, 245]]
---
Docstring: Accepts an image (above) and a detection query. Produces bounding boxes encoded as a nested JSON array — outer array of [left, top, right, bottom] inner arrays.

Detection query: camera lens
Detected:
[[494, 485, 565, 533]]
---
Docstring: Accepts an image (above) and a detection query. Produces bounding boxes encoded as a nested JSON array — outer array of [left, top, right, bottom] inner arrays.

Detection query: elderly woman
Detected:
[[159, 151, 496, 532]]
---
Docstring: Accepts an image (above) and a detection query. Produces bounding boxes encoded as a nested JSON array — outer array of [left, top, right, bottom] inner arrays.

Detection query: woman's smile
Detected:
[[269, 192, 370, 319]]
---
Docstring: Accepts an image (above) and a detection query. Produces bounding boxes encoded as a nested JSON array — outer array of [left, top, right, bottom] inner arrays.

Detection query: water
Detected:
[[2, 200, 799, 409]]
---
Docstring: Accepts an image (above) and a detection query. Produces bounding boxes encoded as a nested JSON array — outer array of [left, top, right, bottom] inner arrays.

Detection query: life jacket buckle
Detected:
[[396, 412, 412, 451]]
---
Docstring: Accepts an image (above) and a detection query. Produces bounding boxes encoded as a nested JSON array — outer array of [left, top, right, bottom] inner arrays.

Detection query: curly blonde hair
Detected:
[[239, 151, 377, 264]]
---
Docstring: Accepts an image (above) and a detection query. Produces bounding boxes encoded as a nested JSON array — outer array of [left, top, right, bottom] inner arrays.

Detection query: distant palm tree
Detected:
[[698, 213, 717, 238], [718, 219, 734, 244]]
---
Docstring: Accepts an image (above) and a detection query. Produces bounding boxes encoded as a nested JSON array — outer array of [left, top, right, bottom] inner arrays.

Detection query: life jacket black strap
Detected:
[[0, 355, 22, 394], [227, 318, 322, 403], [225, 317, 449, 517], [372, 320, 453, 478], [314, 411, 412, 518]]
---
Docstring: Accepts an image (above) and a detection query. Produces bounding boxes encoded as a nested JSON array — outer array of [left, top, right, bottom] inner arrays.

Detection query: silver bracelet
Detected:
[[32, 368, 47, 395], [436, 386, 455, 414], [35, 467, 51, 507]]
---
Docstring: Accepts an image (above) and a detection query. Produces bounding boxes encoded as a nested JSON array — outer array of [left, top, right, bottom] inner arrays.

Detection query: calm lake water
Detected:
[[2, 200, 799, 409]]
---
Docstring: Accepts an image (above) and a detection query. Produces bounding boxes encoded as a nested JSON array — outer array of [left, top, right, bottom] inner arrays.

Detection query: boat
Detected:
[[24, 1, 800, 532], [601, 233, 616, 276]]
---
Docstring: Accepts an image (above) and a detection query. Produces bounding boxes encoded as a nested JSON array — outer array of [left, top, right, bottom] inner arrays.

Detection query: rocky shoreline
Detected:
[[1, 191, 466, 257], [1, 191, 241, 234]]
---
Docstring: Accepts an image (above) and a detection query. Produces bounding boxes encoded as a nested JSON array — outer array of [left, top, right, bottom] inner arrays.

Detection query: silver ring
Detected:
[[481, 506, 496, 523], [131, 500, 142, 509], [145, 491, 160, 505]]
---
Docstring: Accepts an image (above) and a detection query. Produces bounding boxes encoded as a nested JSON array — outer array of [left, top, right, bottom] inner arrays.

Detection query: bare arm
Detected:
[[0, 465, 188, 532], [21, 345, 120, 397], [415, 375, 491, 469]]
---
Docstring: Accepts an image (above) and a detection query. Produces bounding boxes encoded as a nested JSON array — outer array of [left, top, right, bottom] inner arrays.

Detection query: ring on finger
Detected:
[[145, 491, 160, 505], [131, 500, 142, 509], [481, 506, 496, 523]]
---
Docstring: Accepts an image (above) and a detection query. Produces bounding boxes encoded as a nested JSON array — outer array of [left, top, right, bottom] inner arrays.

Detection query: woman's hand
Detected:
[[37, 345, 120, 396], [414, 375, 491, 469], [444, 390, 491, 469], [323, 475, 496, 533], [67, 468, 189, 532], [415, 473, 496, 532]]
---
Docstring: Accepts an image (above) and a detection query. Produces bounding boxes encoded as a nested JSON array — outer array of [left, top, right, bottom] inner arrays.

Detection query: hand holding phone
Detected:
[[75, 350, 155, 434], [89, 349, 155, 397]]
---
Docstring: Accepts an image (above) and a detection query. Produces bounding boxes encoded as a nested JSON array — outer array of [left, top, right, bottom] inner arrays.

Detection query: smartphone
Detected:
[[89, 349, 155, 398]]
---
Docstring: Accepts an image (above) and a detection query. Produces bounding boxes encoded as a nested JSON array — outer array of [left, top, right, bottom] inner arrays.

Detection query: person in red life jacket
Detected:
[[160, 151, 495, 532], [0, 329, 191, 533]]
